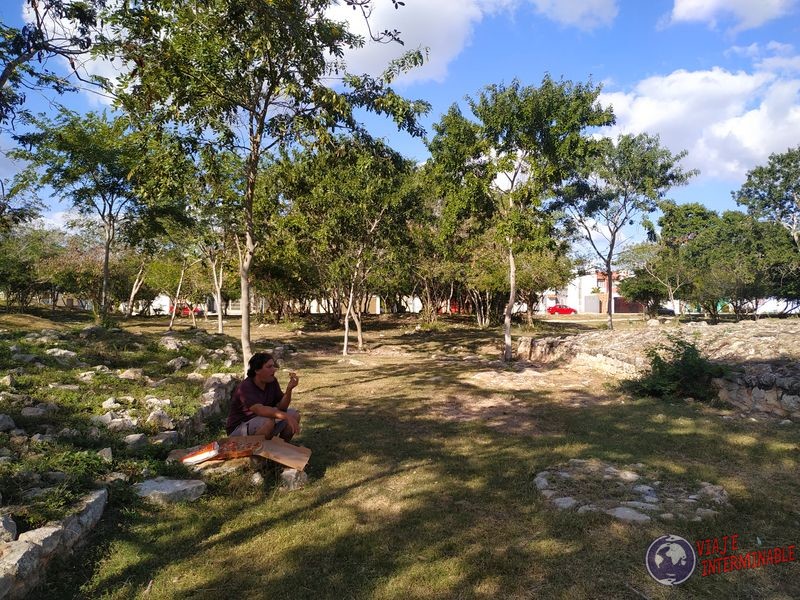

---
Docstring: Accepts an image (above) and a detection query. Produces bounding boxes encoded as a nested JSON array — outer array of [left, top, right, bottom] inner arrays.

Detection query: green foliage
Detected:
[[735, 145, 800, 252], [0, 1, 104, 124], [617, 270, 666, 315], [629, 335, 725, 402], [427, 76, 613, 338], [560, 133, 696, 329]]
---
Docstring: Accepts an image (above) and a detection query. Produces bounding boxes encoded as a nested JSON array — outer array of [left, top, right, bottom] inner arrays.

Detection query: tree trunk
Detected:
[[343, 283, 355, 355], [446, 281, 454, 315], [239, 236, 255, 369], [351, 300, 364, 351], [168, 261, 187, 332], [605, 261, 614, 331], [503, 243, 516, 361], [125, 261, 146, 318], [100, 220, 113, 321], [525, 291, 537, 326], [208, 255, 225, 334]]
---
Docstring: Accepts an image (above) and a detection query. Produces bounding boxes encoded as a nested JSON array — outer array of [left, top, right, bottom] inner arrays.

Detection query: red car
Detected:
[[547, 304, 577, 315], [169, 304, 204, 317]]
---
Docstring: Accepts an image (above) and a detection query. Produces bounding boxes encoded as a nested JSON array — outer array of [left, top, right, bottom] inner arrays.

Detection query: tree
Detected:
[[516, 249, 573, 325], [681, 211, 792, 321], [283, 137, 416, 354], [0, 178, 41, 232], [1, 0, 106, 124], [618, 242, 687, 312], [561, 133, 695, 330], [617, 269, 666, 317], [10, 111, 167, 321], [428, 77, 614, 359], [106, 0, 429, 367], [735, 145, 800, 252]]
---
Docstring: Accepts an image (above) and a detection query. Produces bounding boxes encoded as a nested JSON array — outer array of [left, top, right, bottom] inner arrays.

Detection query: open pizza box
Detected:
[[181, 435, 311, 471]]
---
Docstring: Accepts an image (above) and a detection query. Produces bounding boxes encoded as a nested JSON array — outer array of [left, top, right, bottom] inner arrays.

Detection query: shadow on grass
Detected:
[[33, 355, 800, 599], [11, 314, 798, 599]]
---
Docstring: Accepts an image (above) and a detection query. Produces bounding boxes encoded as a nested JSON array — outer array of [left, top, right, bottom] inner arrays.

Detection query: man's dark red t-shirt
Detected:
[[225, 377, 283, 435]]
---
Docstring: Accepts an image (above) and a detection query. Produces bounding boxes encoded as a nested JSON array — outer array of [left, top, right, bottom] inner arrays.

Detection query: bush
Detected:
[[628, 335, 725, 402]]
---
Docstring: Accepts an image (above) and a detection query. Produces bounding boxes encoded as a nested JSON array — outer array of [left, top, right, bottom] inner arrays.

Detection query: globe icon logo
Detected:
[[645, 534, 696, 585]]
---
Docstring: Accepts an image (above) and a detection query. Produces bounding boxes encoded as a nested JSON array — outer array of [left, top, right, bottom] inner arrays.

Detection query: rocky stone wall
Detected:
[[0, 489, 106, 599], [517, 319, 800, 419], [0, 371, 240, 599]]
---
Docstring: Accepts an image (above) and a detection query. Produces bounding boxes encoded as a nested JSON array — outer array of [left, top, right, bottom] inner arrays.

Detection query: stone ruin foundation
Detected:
[[536, 458, 731, 524]]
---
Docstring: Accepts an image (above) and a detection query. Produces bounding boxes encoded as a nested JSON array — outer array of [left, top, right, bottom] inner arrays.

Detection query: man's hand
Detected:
[[286, 371, 299, 391], [283, 410, 300, 435]]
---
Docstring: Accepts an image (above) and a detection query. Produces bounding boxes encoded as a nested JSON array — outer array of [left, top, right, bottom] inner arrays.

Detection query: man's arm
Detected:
[[276, 372, 299, 411], [249, 402, 300, 434]]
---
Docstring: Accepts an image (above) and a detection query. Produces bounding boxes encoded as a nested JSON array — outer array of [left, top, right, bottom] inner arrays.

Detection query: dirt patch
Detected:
[[426, 362, 624, 435]]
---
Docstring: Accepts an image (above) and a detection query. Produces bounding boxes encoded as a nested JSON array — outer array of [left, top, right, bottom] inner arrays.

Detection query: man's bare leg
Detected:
[[279, 410, 301, 441], [254, 418, 277, 439]]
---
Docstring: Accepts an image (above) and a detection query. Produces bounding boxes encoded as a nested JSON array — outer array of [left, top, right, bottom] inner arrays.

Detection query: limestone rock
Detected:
[[12, 353, 37, 364], [20, 406, 46, 418], [621, 501, 660, 511], [0, 514, 17, 542], [144, 397, 171, 409], [107, 417, 138, 432], [123, 433, 148, 450], [18, 526, 62, 555], [146, 409, 174, 430], [101, 398, 121, 410], [0, 414, 15, 432], [280, 468, 308, 491], [91, 412, 115, 427], [167, 356, 190, 371], [0, 540, 42, 580], [97, 448, 113, 463], [552, 497, 577, 510], [118, 368, 143, 380], [79, 325, 105, 338], [151, 431, 181, 446], [605, 507, 651, 523], [45, 348, 77, 360], [159, 335, 185, 351], [133, 477, 206, 504]]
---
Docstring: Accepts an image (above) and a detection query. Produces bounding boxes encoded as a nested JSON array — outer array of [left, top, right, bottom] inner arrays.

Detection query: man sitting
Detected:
[[225, 352, 300, 440]]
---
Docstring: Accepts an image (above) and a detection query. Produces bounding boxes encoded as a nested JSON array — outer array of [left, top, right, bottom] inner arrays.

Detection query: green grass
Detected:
[[1, 310, 797, 599]]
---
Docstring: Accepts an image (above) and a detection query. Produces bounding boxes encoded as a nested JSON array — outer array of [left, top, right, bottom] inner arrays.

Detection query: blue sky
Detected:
[[3, 0, 800, 225]]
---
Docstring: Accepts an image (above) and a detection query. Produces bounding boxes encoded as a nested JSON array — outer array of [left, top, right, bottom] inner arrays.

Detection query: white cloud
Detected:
[[528, 0, 618, 30], [34, 210, 77, 231], [670, 0, 797, 32], [724, 41, 800, 73], [327, 0, 484, 84], [20, 1, 123, 107], [327, 0, 619, 85], [725, 43, 760, 58], [600, 66, 800, 180]]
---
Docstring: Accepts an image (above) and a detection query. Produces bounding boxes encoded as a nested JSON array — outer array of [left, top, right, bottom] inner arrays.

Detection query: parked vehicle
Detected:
[[547, 304, 577, 315], [169, 304, 204, 317], [656, 307, 675, 316]]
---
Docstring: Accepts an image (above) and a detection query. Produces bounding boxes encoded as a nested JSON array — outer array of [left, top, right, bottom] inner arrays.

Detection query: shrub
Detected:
[[629, 335, 725, 402]]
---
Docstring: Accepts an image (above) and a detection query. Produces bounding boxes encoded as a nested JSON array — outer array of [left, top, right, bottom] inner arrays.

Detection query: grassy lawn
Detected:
[[2, 310, 798, 599]]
